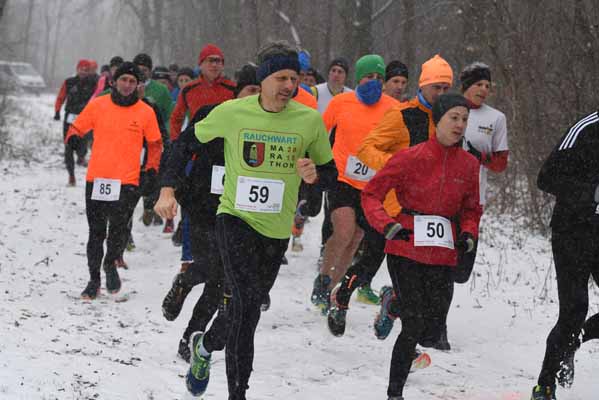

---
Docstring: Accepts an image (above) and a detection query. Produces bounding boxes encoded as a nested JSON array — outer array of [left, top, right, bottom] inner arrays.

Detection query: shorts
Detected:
[[327, 180, 369, 230]]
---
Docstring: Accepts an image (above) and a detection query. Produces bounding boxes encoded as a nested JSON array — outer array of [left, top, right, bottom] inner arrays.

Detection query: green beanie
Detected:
[[355, 54, 386, 83]]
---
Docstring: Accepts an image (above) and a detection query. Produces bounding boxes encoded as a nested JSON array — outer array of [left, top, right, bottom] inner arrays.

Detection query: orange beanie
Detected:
[[418, 54, 453, 87]]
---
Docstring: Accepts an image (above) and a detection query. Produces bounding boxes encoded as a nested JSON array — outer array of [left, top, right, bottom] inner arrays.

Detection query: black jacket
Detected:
[[537, 111, 599, 230], [64, 75, 98, 115]]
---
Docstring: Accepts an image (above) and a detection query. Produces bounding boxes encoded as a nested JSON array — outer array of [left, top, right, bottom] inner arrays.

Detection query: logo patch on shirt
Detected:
[[478, 124, 494, 135], [239, 130, 303, 173], [243, 141, 266, 167]]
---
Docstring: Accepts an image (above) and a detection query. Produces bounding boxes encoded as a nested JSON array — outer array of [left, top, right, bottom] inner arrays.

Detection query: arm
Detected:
[[143, 110, 164, 172], [64, 101, 95, 143], [160, 125, 201, 188], [169, 92, 186, 141], [358, 106, 410, 170], [459, 167, 483, 239], [54, 81, 67, 114]]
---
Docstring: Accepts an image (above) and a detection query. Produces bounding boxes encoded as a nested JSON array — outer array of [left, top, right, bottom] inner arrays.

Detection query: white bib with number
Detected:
[[210, 165, 225, 195], [413, 215, 454, 249], [66, 113, 78, 124], [235, 176, 285, 213], [345, 155, 376, 181], [91, 178, 121, 202]]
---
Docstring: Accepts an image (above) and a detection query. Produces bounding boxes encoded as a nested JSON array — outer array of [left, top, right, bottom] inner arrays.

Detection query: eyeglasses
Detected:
[[204, 57, 223, 65]]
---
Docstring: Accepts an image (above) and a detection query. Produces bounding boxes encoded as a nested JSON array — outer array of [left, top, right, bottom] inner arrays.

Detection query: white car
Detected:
[[0, 61, 46, 93]]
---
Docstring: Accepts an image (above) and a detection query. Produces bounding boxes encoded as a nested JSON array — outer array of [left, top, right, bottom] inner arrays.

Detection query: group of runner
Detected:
[[54, 37, 598, 400]]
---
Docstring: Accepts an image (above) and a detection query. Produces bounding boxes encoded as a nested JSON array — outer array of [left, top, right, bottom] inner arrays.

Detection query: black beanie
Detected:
[[328, 57, 350, 75], [432, 94, 470, 125], [459, 62, 491, 92], [234, 64, 258, 96], [113, 62, 142, 83], [109, 56, 124, 68], [152, 66, 171, 81], [385, 60, 409, 82], [133, 53, 153, 70]]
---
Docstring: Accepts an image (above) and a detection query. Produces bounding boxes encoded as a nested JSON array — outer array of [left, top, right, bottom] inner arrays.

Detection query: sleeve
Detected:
[[361, 152, 407, 234], [458, 165, 483, 238], [161, 125, 201, 188], [54, 81, 67, 113], [492, 112, 509, 152], [194, 103, 227, 143], [357, 106, 410, 170], [322, 97, 338, 132], [170, 91, 187, 140], [65, 100, 96, 143], [537, 126, 596, 204], [307, 116, 334, 165], [143, 108, 163, 171], [484, 150, 508, 172]]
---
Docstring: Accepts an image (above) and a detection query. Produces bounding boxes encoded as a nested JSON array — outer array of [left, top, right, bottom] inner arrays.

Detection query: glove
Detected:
[[54, 111, 60, 121], [141, 169, 158, 196], [456, 232, 475, 253], [384, 222, 413, 241], [466, 141, 486, 163]]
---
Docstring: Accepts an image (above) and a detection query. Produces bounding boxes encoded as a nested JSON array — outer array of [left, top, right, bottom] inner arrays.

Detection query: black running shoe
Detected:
[[81, 280, 100, 300], [162, 273, 192, 321], [178, 337, 191, 363], [104, 263, 121, 294]]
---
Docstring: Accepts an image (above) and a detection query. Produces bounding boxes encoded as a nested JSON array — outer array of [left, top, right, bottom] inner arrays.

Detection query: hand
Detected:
[[384, 222, 413, 241], [466, 141, 484, 162], [456, 232, 475, 253], [53, 111, 60, 121], [297, 158, 317, 184], [154, 187, 178, 220]]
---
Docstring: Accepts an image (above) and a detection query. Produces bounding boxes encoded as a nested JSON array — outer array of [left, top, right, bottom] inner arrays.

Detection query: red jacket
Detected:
[[170, 75, 235, 140], [361, 136, 482, 266]]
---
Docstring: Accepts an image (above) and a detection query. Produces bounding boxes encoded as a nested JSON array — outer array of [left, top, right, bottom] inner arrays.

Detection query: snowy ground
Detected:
[[1, 94, 598, 400]]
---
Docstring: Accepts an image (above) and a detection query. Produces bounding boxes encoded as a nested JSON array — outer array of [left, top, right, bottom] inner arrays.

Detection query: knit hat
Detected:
[[419, 54, 453, 88], [198, 44, 224, 65], [177, 67, 195, 80], [256, 53, 300, 83], [109, 56, 124, 68], [133, 53, 153, 70], [355, 54, 386, 83], [459, 62, 491, 92], [151, 66, 171, 81], [385, 60, 409, 82], [76, 59, 92, 70], [112, 61, 142, 83], [432, 93, 470, 125], [100, 65, 110, 74], [328, 57, 350, 75], [234, 64, 259, 96]]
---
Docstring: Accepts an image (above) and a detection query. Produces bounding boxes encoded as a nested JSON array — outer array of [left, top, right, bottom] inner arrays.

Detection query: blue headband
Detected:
[[257, 55, 301, 83]]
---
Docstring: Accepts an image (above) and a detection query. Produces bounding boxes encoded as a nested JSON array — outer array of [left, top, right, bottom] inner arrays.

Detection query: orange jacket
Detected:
[[358, 96, 435, 215], [66, 96, 162, 186], [292, 86, 318, 110]]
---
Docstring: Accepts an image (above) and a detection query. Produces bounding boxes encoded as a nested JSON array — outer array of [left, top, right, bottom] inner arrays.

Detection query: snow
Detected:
[[0, 94, 598, 399]]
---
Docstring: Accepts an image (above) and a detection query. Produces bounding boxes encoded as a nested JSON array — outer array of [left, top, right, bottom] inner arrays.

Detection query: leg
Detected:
[[420, 266, 453, 348], [64, 121, 76, 178], [85, 182, 107, 283], [105, 186, 138, 268]]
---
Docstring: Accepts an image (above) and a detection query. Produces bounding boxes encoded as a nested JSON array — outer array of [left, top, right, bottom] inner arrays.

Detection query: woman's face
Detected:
[[436, 106, 469, 147], [463, 79, 490, 106]]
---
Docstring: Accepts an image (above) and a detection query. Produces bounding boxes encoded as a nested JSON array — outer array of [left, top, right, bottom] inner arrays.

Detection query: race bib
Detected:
[[210, 165, 225, 195], [66, 113, 78, 124], [414, 215, 454, 249], [91, 178, 121, 202], [345, 155, 376, 181], [235, 176, 284, 213]]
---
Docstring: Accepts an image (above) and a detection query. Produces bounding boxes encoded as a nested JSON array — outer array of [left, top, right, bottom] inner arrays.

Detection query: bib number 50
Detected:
[[413, 215, 454, 249]]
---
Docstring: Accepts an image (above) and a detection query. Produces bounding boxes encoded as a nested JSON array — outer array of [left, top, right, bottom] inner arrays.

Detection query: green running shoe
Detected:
[[357, 284, 380, 305]]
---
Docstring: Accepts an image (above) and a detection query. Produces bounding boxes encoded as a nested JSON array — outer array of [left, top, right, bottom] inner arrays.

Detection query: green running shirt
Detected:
[[195, 95, 333, 239]]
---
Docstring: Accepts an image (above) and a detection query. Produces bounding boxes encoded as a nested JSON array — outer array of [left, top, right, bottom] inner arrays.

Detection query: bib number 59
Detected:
[[249, 185, 269, 203]]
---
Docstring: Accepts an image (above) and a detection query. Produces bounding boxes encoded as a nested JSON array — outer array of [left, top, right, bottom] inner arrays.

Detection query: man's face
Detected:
[[237, 84, 260, 99], [303, 74, 317, 86], [261, 69, 298, 108], [177, 75, 192, 89], [137, 65, 151, 81], [328, 66, 346, 86], [200, 56, 224, 82], [110, 65, 119, 77], [463, 79, 491, 106], [384, 76, 408, 101], [77, 66, 90, 78], [358, 72, 383, 86], [420, 82, 451, 105], [116, 74, 139, 97]]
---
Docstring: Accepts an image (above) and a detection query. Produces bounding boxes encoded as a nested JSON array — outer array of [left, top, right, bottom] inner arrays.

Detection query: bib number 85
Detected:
[[99, 183, 112, 195], [249, 185, 269, 203]]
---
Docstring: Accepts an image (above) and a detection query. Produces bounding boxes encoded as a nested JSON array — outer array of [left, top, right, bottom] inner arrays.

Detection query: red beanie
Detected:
[[198, 44, 224, 65], [76, 59, 92, 70]]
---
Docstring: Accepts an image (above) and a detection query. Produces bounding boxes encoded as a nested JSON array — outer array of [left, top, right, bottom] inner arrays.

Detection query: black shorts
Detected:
[[327, 180, 369, 230]]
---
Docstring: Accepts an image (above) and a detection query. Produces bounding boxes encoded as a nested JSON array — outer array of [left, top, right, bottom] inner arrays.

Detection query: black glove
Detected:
[[456, 232, 475, 253], [141, 169, 158, 196], [54, 111, 60, 121], [384, 222, 413, 241], [466, 141, 485, 162]]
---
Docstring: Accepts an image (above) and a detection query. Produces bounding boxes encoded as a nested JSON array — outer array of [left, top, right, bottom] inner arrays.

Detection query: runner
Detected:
[[54, 59, 98, 186], [357, 54, 454, 346], [531, 109, 599, 399], [156, 41, 336, 399], [362, 93, 481, 400], [156, 64, 260, 362], [383, 60, 409, 101], [311, 54, 398, 315], [65, 62, 162, 299]]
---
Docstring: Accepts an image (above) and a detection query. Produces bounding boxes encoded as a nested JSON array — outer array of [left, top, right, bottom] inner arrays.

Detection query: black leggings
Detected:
[[335, 223, 386, 307], [386, 255, 453, 397], [85, 183, 138, 282], [181, 212, 223, 342], [202, 214, 288, 400], [63, 121, 87, 176], [538, 228, 599, 386]]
